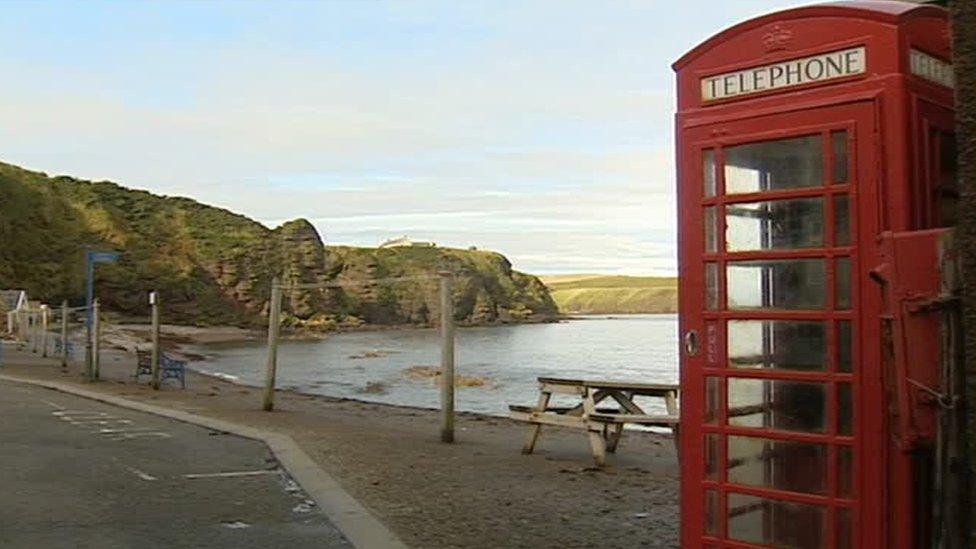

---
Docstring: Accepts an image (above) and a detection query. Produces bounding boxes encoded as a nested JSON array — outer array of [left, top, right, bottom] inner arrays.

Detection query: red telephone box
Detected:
[[672, 2, 958, 548]]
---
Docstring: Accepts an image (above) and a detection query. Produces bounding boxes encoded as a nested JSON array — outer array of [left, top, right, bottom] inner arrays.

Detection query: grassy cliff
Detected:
[[541, 274, 677, 315], [0, 161, 557, 328], [318, 246, 556, 328]]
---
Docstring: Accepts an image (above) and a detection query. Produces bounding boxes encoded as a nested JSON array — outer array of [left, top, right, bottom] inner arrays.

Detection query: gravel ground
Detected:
[[1, 342, 679, 548]]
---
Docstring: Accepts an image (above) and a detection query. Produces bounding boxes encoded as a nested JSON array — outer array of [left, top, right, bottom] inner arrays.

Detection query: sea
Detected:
[[187, 314, 679, 417]]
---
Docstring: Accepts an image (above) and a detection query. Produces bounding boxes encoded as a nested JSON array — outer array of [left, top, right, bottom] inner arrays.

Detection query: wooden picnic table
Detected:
[[508, 376, 679, 466]]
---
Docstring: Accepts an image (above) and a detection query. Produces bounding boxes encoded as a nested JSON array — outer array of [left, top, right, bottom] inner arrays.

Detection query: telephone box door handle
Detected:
[[684, 329, 700, 356]]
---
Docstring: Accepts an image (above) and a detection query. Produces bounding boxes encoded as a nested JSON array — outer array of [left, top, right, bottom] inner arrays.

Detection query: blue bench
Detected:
[[135, 349, 186, 388], [53, 337, 75, 358]]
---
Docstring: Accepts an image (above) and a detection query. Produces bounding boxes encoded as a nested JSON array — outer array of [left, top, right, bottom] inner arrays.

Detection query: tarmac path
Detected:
[[0, 379, 351, 549]]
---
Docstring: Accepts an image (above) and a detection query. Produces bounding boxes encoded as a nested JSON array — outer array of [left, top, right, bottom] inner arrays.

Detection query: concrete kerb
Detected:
[[0, 373, 408, 549]]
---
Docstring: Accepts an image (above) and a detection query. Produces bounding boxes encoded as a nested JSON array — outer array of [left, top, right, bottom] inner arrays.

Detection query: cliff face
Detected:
[[0, 162, 558, 327], [315, 246, 556, 327]]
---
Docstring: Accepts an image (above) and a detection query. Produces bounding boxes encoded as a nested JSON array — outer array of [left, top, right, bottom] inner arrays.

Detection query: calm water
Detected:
[[188, 314, 679, 417]]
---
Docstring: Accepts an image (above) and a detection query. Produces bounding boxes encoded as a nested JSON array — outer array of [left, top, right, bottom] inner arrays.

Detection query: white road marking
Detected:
[[106, 432, 172, 441], [98, 427, 162, 434], [50, 409, 170, 440], [68, 419, 133, 426], [184, 470, 279, 480], [126, 467, 158, 481], [54, 411, 109, 419], [42, 400, 64, 410]]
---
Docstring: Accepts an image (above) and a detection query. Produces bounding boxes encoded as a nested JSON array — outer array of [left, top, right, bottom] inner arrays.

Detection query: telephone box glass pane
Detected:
[[834, 195, 851, 246], [725, 135, 823, 194], [832, 130, 848, 184], [727, 436, 828, 495], [837, 320, 853, 373], [706, 321, 720, 366], [703, 148, 717, 198], [705, 433, 720, 480], [728, 378, 827, 433], [705, 206, 718, 253], [705, 490, 719, 535], [726, 197, 824, 251], [838, 383, 853, 435], [837, 507, 853, 549], [705, 376, 720, 424], [727, 259, 826, 310], [705, 262, 719, 310], [728, 320, 826, 371], [838, 445, 854, 498], [727, 493, 826, 548], [835, 257, 852, 309]]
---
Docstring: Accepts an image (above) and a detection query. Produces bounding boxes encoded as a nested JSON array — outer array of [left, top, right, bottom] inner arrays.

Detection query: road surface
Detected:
[[0, 379, 351, 548]]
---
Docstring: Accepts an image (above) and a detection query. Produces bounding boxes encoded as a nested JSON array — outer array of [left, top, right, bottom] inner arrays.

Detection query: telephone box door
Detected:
[[679, 100, 878, 548]]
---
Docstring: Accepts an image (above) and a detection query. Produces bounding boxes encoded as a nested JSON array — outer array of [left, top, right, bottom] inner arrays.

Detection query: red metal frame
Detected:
[[684, 105, 869, 549], [673, 3, 953, 548]]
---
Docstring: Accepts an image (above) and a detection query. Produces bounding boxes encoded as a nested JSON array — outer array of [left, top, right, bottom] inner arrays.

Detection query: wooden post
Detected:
[[262, 278, 283, 411], [60, 301, 68, 369], [84, 306, 92, 377], [91, 299, 101, 381], [40, 305, 49, 357], [31, 310, 39, 353], [439, 272, 455, 443], [18, 309, 27, 340], [522, 389, 551, 454], [150, 291, 161, 390], [582, 388, 606, 466]]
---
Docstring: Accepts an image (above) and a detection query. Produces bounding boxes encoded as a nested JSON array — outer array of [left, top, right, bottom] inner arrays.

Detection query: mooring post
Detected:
[[40, 305, 49, 357], [91, 299, 101, 381], [439, 272, 456, 443], [60, 301, 69, 368], [31, 309, 39, 354], [262, 277, 283, 411], [18, 309, 27, 341], [84, 308, 92, 376], [150, 291, 161, 390]]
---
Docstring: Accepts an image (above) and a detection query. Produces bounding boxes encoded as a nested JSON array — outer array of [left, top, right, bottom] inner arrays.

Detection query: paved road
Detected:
[[0, 379, 351, 549]]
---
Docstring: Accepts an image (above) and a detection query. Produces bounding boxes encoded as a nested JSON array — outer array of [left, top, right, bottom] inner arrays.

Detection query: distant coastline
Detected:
[[540, 274, 677, 315]]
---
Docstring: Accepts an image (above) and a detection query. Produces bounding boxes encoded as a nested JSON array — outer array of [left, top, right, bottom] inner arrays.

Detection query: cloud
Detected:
[[0, 1, 805, 275]]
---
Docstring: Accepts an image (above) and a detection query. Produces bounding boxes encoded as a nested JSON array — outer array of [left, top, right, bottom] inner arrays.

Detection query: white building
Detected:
[[0, 290, 29, 334], [378, 236, 436, 249]]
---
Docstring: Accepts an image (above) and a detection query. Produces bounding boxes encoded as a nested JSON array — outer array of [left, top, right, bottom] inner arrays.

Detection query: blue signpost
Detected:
[[86, 250, 120, 328], [84, 250, 119, 379]]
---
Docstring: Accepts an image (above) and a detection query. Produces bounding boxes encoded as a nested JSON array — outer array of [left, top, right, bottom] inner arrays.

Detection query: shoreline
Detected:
[[111, 316, 568, 348], [112, 312, 676, 348], [0, 343, 680, 547], [562, 312, 677, 320]]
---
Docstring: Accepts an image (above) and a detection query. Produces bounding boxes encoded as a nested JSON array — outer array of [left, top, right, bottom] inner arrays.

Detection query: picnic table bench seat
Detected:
[[53, 337, 75, 358], [588, 412, 680, 426], [536, 377, 680, 393], [135, 349, 187, 388], [509, 376, 680, 466], [508, 404, 623, 415]]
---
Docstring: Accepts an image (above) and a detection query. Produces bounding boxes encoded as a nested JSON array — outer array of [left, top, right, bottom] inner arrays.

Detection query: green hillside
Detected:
[[0, 161, 557, 328], [541, 275, 677, 314]]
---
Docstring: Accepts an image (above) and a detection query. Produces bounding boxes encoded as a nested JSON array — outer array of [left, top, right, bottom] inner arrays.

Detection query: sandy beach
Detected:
[[1, 340, 679, 548]]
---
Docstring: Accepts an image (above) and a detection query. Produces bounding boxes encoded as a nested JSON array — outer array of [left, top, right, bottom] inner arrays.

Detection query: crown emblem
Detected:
[[762, 24, 793, 52]]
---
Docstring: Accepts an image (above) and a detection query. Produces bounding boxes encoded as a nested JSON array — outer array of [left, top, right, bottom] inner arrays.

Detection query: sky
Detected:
[[0, 0, 810, 276]]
